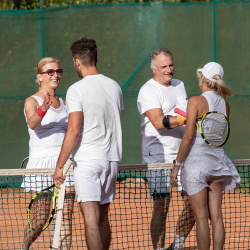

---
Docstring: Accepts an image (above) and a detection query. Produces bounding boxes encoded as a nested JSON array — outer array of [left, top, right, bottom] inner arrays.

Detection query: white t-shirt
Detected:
[[66, 74, 124, 162], [137, 78, 187, 159]]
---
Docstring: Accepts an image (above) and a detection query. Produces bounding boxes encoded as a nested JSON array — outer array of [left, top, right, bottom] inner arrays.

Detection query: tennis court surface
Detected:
[[0, 160, 249, 249]]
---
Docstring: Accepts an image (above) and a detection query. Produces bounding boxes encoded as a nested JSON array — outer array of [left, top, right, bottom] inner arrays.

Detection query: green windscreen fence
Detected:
[[0, 2, 249, 169]]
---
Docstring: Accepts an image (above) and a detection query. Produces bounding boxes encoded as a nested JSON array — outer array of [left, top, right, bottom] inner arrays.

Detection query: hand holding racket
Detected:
[[27, 158, 74, 232], [174, 108, 230, 147]]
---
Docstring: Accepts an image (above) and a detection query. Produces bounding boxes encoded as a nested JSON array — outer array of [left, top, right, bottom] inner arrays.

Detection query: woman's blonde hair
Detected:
[[35, 57, 62, 87], [197, 70, 234, 99]]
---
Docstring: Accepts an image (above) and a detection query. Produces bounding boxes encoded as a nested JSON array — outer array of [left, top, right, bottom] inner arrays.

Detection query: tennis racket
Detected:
[[21, 156, 29, 169], [51, 160, 73, 249], [174, 108, 230, 147], [27, 158, 74, 232]]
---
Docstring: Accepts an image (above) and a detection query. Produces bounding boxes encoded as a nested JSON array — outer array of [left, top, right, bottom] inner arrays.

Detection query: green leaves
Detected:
[[0, 0, 215, 10]]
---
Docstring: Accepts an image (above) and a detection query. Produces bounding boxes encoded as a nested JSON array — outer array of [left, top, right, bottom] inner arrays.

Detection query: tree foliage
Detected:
[[0, 0, 211, 10]]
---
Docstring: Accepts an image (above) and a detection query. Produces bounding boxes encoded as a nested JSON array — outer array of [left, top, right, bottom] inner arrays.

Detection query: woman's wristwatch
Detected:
[[173, 159, 183, 167]]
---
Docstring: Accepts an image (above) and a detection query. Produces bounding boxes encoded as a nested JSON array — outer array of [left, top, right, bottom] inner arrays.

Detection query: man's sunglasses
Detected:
[[41, 69, 63, 76]]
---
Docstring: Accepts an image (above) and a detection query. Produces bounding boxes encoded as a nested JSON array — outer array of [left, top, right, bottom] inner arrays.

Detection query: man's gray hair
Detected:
[[150, 48, 173, 69]]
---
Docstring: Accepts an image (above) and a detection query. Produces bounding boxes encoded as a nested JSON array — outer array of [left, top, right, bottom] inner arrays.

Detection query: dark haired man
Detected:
[[54, 37, 123, 250]]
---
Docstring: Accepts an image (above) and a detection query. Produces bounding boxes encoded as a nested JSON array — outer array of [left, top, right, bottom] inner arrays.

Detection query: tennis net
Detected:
[[0, 159, 249, 249]]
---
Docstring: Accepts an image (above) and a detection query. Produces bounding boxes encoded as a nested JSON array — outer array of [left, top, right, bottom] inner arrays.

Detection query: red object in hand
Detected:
[[174, 108, 187, 117]]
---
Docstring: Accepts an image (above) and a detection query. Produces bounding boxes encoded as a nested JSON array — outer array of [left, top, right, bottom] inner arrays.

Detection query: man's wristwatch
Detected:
[[173, 159, 183, 167]]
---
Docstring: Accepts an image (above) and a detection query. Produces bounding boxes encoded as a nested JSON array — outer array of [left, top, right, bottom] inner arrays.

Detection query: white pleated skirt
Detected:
[[21, 155, 74, 192]]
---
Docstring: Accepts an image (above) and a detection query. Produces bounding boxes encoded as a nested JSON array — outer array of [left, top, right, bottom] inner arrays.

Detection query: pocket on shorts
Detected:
[[143, 153, 164, 164]]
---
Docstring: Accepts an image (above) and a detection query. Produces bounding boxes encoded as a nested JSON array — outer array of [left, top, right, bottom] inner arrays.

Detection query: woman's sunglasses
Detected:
[[41, 69, 63, 76]]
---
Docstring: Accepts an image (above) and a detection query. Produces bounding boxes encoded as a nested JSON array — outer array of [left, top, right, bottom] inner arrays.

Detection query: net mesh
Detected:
[[0, 161, 249, 249]]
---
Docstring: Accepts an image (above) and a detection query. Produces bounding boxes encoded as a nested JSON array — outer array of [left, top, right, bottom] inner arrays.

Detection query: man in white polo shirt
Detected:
[[54, 37, 123, 250], [137, 47, 195, 250]]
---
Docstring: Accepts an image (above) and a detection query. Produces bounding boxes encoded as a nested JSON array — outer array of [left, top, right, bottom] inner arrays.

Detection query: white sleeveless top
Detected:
[[203, 91, 226, 114], [25, 96, 68, 159], [194, 91, 227, 142]]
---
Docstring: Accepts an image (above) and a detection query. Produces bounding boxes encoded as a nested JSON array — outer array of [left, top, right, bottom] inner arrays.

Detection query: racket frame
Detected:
[[197, 111, 230, 147], [174, 108, 230, 147], [27, 184, 58, 231]]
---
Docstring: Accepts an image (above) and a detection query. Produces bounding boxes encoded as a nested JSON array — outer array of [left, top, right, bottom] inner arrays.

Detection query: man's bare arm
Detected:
[[54, 111, 82, 187], [145, 108, 185, 130]]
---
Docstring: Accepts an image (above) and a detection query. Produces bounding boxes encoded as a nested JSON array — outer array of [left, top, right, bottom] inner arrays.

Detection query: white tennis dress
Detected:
[[22, 95, 73, 192], [181, 91, 241, 196]]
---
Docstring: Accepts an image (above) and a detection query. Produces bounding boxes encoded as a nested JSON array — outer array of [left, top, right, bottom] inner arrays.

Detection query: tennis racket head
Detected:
[[27, 185, 58, 232], [199, 111, 230, 147], [27, 158, 74, 233]]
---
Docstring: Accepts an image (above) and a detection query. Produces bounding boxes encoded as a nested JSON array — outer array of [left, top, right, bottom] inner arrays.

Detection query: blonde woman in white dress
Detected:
[[170, 62, 240, 250], [21, 57, 75, 249]]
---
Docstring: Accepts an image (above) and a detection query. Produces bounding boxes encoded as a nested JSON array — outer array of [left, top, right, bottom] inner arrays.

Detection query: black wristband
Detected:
[[162, 115, 172, 129]]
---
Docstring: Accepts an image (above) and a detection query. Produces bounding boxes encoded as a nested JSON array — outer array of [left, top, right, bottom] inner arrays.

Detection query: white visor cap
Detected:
[[197, 62, 224, 82]]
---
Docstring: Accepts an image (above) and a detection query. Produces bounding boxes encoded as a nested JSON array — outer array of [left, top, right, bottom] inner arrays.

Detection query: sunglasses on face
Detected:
[[41, 69, 63, 76]]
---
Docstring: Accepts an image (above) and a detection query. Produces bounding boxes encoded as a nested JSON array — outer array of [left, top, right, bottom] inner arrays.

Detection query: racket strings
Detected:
[[23, 223, 42, 247], [23, 192, 54, 248], [29, 191, 53, 231], [201, 113, 228, 146]]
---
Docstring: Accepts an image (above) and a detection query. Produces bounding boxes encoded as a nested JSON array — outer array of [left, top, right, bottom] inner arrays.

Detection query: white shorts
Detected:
[[143, 153, 183, 195], [74, 159, 118, 205]]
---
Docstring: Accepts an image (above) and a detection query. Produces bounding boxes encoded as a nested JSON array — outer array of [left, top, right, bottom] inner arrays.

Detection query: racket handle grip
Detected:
[[63, 158, 74, 176], [174, 108, 187, 117]]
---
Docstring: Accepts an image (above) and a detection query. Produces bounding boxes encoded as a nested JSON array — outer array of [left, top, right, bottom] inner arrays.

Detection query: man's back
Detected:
[[66, 74, 123, 161]]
